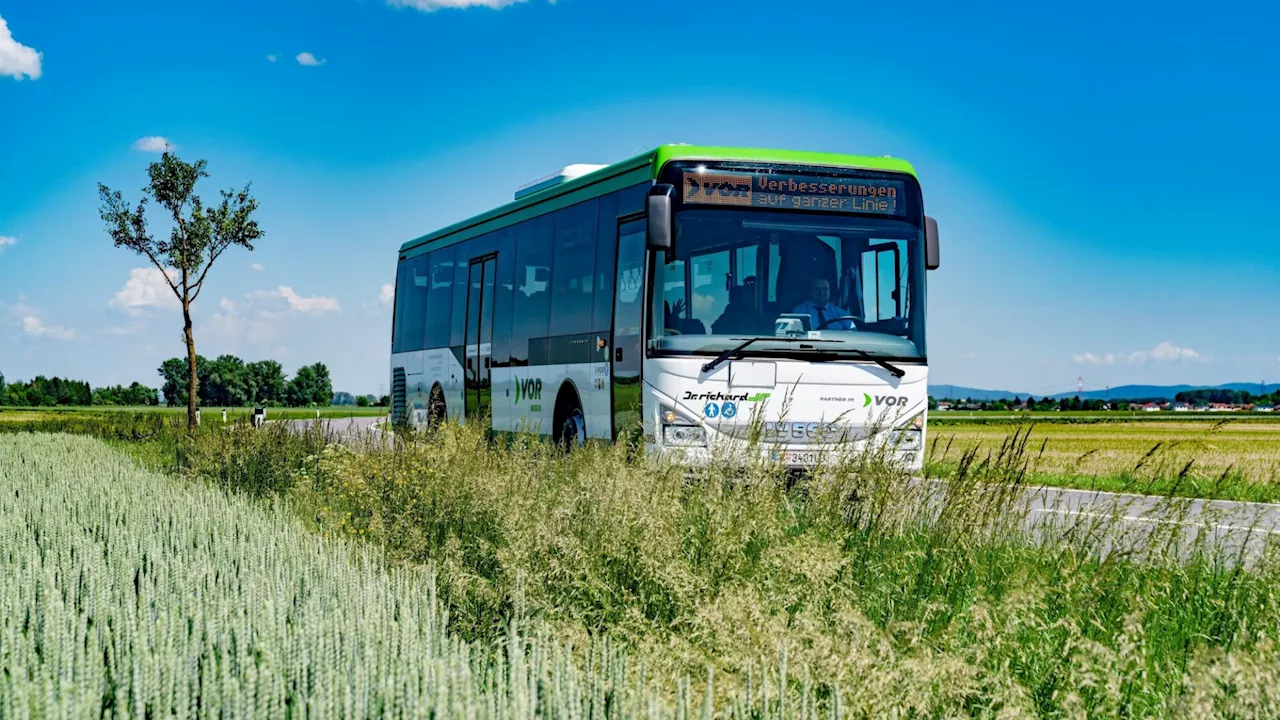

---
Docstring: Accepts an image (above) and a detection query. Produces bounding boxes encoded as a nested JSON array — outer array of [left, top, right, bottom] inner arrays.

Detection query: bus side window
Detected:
[[549, 199, 598, 340], [591, 192, 619, 336], [491, 229, 515, 369], [449, 240, 474, 347], [512, 215, 554, 366], [392, 258, 428, 353], [425, 247, 455, 349]]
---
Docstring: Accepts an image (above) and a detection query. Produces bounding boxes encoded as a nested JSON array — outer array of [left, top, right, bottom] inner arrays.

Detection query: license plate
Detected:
[[772, 450, 820, 465]]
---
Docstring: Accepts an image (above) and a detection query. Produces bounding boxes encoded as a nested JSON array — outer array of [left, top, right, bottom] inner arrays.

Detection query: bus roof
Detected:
[[399, 145, 918, 255]]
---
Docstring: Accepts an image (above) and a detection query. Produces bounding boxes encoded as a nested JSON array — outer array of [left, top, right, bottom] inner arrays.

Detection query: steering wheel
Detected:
[[816, 315, 861, 330], [664, 328, 682, 336]]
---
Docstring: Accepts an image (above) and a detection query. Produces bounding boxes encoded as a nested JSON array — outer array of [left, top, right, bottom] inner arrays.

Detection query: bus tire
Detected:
[[554, 386, 586, 451], [427, 384, 446, 430]]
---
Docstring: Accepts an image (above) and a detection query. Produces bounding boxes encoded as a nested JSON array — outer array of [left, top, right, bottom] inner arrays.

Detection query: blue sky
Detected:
[[1, 0, 1277, 397]]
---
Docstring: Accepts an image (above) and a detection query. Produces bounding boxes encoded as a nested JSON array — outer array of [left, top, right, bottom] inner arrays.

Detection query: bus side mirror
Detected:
[[925, 216, 940, 270], [647, 184, 675, 251]]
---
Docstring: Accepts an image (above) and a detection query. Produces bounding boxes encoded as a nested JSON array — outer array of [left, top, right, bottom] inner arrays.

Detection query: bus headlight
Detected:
[[888, 412, 924, 451], [663, 425, 708, 447], [661, 405, 707, 447]]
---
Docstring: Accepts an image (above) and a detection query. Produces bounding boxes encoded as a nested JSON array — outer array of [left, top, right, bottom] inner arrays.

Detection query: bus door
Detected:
[[464, 254, 497, 429], [611, 220, 646, 438]]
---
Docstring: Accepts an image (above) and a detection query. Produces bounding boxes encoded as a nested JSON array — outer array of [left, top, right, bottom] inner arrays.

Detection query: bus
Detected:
[[389, 145, 940, 470]]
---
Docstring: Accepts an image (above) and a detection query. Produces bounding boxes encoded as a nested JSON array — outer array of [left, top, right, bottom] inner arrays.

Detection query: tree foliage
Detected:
[[0, 374, 157, 407], [156, 355, 334, 408], [286, 363, 333, 408], [98, 151, 263, 429]]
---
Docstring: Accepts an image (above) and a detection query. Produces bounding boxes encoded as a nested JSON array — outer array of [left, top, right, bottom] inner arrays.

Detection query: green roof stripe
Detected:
[[399, 144, 917, 255]]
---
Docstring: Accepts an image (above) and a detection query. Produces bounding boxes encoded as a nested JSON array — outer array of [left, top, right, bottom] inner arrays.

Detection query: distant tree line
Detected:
[[331, 391, 388, 407], [158, 355, 338, 408], [2, 359, 388, 410], [0, 373, 94, 407], [930, 390, 1280, 411], [1174, 389, 1279, 407]]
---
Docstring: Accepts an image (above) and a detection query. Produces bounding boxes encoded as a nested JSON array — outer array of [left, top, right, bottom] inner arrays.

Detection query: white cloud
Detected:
[[1074, 342, 1203, 366], [110, 267, 181, 315], [202, 286, 338, 355], [98, 324, 144, 337], [296, 52, 326, 66], [277, 286, 340, 314], [1146, 341, 1202, 363], [133, 136, 175, 153], [251, 262, 265, 272], [388, 0, 527, 9], [216, 285, 339, 325], [22, 316, 75, 340], [0, 16, 42, 81], [379, 283, 394, 307], [1073, 352, 1116, 366], [266, 53, 278, 63], [0, 235, 16, 252]]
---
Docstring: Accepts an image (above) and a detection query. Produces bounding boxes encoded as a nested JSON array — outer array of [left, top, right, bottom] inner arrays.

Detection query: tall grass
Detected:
[[8, 418, 1280, 716], [282, 421, 1280, 716]]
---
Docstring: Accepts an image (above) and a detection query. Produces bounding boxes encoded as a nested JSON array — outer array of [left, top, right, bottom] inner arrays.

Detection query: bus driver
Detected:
[[792, 278, 856, 331]]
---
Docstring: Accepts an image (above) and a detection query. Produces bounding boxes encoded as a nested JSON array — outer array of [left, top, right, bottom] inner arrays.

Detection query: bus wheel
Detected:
[[427, 385, 446, 430], [555, 394, 586, 451]]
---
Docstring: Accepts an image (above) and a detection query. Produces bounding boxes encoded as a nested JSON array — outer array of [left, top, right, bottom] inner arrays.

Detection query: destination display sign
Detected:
[[682, 170, 904, 216]]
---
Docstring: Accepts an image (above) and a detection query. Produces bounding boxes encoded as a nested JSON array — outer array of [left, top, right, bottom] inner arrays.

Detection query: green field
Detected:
[[926, 419, 1280, 503], [932, 410, 1280, 423], [0, 405, 387, 423], [6, 419, 1280, 716]]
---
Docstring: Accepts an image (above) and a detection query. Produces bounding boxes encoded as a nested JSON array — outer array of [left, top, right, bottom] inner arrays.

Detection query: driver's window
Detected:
[[860, 240, 906, 321], [692, 252, 729, 322]]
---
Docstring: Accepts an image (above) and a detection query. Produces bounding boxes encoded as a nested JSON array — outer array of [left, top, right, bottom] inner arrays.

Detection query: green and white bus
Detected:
[[389, 145, 940, 469]]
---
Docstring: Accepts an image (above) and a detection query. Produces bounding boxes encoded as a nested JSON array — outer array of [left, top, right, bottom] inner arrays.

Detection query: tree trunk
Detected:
[[183, 301, 199, 431]]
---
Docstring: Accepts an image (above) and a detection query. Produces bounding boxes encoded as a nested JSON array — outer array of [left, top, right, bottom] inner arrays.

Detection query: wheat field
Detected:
[[927, 420, 1280, 501], [0, 433, 683, 718]]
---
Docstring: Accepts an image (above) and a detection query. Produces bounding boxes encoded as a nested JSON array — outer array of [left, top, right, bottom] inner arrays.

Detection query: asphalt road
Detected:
[[282, 415, 390, 445], [1019, 483, 1280, 566]]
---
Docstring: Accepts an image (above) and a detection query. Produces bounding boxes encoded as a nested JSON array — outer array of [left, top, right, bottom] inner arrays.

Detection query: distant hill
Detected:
[[930, 383, 1280, 402], [1048, 383, 1280, 402], [928, 385, 1024, 401]]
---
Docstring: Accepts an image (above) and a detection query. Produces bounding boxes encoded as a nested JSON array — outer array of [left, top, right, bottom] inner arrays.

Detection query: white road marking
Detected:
[[1031, 507, 1280, 535]]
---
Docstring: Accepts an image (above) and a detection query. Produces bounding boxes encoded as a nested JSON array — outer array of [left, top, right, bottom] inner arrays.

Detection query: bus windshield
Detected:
[[648, 208, 926, 361]]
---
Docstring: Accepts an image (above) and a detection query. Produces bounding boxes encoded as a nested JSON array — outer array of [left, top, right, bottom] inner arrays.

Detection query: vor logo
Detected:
[[683, 172, 752, 206], [863, 393, 909, 408], [515, 377, 543, 404]]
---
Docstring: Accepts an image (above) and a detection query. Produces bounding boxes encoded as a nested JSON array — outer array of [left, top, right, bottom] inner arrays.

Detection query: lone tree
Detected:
[[98, 151, 263, 429]]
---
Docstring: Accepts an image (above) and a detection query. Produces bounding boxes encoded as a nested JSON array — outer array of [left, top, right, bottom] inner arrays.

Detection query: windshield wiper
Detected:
[[699, 338, 906, 378], [701, 337, 824, 373], [701, 337, 765, 373], [786, 348, 907, 378], [844, 348, 906, 378]]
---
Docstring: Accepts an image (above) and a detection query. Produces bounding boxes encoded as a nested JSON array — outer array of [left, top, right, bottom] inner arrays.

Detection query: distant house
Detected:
[[1141, 402, 1163, 412], [1255, 405, 1275, 413], [1172, 402, 1192, 412], [1209, 402, 1237, 412], [936, 402, 953, 411]]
